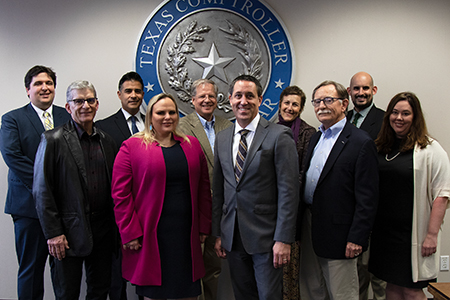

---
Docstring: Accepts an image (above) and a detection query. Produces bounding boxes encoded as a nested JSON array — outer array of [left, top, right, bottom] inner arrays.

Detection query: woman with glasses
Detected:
[[369, 92, 450, 300]]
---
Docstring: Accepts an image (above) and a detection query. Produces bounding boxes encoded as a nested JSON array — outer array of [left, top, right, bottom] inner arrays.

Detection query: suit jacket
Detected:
[[347, 105, 385, 140], [112, 135, 211, 286], [0, 103, 71, 218], [177, 112, 232, 184], [96, 109, 145, 148], [301, 121, 379, 259], [212, 117, 299, 254], [33, 120, 117, 257]]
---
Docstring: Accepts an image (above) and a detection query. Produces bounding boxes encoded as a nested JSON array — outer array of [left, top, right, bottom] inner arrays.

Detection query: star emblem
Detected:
[[145, 82, 154, 92], [275, 79, 285, 89], [192, 43, 235, 83]]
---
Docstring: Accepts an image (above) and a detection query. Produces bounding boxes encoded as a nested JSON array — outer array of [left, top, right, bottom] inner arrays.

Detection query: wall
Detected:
[[1, 0, 450, 298]]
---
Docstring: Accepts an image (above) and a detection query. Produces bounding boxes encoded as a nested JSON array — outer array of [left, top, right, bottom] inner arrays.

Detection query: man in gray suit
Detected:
[[178, 79, 232, 300], [212, 75, 299, 300]]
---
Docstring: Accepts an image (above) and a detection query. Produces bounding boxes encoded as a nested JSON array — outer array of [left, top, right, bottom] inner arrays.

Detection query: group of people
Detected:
[[1, 65, 449, 300]]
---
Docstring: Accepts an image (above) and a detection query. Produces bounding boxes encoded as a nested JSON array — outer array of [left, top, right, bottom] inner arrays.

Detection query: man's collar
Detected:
[[31, 102, 53, 116], [235, 114, 260, 134], [121, 108, 143, 122], [196, 112, 215, 127], [319, 117, 346, 136], [73, 119, 97, 138], [354, 102, 374, 118]]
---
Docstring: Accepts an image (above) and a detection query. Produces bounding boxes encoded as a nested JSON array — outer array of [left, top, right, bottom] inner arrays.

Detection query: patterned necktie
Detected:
[[235, 129, 250, 183], [43, 111, 53, 130], [352, 112, 361, 127], [130, 116, 139, 134]]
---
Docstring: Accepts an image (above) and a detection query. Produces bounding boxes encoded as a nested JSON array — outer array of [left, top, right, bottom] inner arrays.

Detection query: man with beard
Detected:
[[346, 72, 385, 141], [347, 72, 386, 300]]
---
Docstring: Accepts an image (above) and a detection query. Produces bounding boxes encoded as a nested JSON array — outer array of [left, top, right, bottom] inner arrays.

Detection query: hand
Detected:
[[422, 233, 437, 257], [200, 233, 208, 244], [214, 237, 227, 259], [48, 234, 69, 261], [273, 241, 291, 269], [345, 242, 362, 258], [123, 238, 142, 251]]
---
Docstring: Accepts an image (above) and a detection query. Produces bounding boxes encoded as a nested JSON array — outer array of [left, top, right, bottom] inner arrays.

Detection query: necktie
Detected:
[[352, 112, 361, 127], [130, 116, 139, 134], [43, 111, 53, 130], [235, 129, 249, 183]]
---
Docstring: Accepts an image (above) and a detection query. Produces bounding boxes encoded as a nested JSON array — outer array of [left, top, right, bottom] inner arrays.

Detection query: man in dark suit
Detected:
[[346, 72, 385, 140], [0, 65, 71, 300], [33, 80, 117, 299], [299, 80, 378, 300], [347, 72, 387, 300], [96, 71, 145, 148], [178, 79, 232, 300], [212, 75, 299, 300]]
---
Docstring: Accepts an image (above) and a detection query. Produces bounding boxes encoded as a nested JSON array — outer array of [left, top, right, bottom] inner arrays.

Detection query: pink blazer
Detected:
[[112, 135, 212, 286]]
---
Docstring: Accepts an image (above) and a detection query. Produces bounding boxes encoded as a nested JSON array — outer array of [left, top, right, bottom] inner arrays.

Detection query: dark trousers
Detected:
[[12, 215, 49, 300], [108, 248, 127, 300], [50, 215, 114, 300], [226, 226, 283, 300]]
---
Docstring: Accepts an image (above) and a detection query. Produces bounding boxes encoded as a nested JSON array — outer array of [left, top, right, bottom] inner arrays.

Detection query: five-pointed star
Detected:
[[192, 43, 235, 83], [145, 82, 154, 92], [275, 79, 285, 89]]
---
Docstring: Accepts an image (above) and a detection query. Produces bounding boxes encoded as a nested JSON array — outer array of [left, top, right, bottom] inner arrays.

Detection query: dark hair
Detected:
[[118, 72, 144, 91], [228, 75, 263, 97], [376, 92, 430, 153], [24, 65, 56, 89], [312, 80, 348, 100], [279, 85, 306, 110]]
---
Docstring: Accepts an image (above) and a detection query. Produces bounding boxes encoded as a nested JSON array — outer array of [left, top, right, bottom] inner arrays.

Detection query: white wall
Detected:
[[1, 0, 450, 298]]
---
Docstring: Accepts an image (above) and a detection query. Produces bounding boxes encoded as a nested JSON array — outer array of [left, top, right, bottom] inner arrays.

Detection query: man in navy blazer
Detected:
[[347, 72, 387, 300], [213, 75, 299, 300], [96, 71, 145, 148], [0, 65, 71, 300], [299, 80, 378, 300]]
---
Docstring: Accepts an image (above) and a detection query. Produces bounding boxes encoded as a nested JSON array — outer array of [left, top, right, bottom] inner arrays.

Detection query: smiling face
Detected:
[[27, 72, 55, 110], [280, 94, 302, 122], [389, 100, 414, 139], [192, 83, 217, 121], [117, 80, 144, 115], [151, 97, 178, 139], [313, 84, 348, 130], [65, 88, 98, 131], [229, 80, 262, 128], [347, 72, 377, 112]]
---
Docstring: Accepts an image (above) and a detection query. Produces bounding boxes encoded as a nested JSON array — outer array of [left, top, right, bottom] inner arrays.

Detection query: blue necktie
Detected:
[[130, 116, 139, 134]]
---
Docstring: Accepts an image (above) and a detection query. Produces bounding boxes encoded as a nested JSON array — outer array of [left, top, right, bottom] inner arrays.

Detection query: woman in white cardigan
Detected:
[[369, 92, 450, 300]]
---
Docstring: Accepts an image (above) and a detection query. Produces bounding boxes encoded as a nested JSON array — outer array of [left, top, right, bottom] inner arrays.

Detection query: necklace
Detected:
[[385, 152, 401, 161]]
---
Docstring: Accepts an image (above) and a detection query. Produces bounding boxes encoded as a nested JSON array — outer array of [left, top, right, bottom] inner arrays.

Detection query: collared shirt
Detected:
[[73, 121, 109, 213], [121, 108, 145, 134], [196, 112, 216, 153], [31, 103, 54, 129], [232, 114, 260, 167], [304, 117, 346, 204], [350, 102, 374, 128]]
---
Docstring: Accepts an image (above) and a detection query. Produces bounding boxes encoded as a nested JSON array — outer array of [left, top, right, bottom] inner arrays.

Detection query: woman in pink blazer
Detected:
[[112, 93, 212, 300]]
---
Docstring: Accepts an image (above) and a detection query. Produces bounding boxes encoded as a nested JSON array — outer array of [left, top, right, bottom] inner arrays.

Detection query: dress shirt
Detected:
[[232, 114, 260, 167], [349, 102, 373, 128], [121, 108, 144, 134], [31, 103, 54, 128], [196, 112, 216, 153], [304, 117, 346, 204]]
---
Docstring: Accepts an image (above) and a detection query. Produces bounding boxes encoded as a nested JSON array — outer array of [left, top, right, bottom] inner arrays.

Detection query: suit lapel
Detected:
[[63, 123, 88, 185], [360, 106, 376, 131], [189, 114, 214, 166], [53, 106, 68, 127], [25, 104, 45, 136], [114, 110, 132, 139]]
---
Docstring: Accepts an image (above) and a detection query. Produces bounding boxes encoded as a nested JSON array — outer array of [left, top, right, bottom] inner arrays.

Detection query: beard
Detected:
[[352, 96, 373, 111]]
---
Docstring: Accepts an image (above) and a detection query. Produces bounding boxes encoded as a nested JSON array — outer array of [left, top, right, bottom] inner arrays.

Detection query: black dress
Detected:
[[136, 142, 201, 298], [369, 139, 435, 289]]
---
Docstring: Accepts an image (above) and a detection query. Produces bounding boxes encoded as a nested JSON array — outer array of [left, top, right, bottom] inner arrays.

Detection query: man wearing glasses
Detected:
[[33, 80, 118, 299], [299, 81, 378, 300]]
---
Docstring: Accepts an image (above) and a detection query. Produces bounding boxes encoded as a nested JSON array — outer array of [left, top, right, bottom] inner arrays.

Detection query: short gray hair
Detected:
[[66, 80, 97, 101], [191, 79, 218, 97]]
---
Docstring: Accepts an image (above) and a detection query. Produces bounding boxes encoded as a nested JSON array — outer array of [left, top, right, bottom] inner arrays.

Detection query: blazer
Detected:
[[0, 103, 70, 218], [347, 105, 385, 140], [33, 120, 117, 257], [212, 117, 299, 254], [96, 109, 145, 148], [301, 121, 379, 259], [177, 112, 232, 184], [111, 135, 211, 286]]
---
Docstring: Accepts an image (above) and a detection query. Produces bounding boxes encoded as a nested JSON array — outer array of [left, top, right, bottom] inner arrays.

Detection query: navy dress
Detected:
[[136, 142, 201, 298]]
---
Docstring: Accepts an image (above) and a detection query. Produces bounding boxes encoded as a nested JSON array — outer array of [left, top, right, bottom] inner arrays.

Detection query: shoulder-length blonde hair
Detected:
[[376, 92, 430, 154], [133, 93, 190, 145]]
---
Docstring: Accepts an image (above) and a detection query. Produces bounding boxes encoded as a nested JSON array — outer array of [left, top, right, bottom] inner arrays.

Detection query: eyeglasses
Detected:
[[311, 97, 343, 107], [68, 98, 97, 106]]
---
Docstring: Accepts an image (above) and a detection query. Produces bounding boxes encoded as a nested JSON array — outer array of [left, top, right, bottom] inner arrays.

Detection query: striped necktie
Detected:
[[235, 129, 249, 183], [352, 112, 361, 127], [43, 111, 53, 130]]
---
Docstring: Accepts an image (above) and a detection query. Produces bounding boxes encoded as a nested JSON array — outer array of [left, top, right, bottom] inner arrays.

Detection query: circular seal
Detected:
[[136, 0, 294, 121]]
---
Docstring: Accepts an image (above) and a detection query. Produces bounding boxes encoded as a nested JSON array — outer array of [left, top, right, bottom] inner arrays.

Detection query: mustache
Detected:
[[317, 109, 332, 115], [356, 94, 368, 99]]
